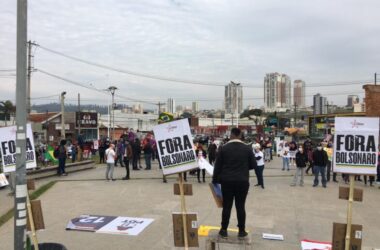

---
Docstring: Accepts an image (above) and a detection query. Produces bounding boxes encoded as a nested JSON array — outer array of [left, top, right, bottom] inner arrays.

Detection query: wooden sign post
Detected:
[[27, 179, 39, 250], [344, 175, 355, 250], [179, 173, 189, 250]]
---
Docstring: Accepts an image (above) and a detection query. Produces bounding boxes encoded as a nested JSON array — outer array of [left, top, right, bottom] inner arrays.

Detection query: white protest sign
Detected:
[[0, 173, 9, 187], [95, 216, 154, 236], [0, 124, 37, 173], [333, 117, 379, 174], [153, 119, 198, 175]]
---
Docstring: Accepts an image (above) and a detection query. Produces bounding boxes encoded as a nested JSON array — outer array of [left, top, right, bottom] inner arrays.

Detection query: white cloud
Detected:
[[1, 0, 379, 109]]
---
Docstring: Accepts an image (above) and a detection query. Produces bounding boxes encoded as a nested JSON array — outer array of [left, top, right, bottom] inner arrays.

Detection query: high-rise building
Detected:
[[293, 80, 305, 107], [192, 101, 199, 113], [224, 81, 243, 114], [347, 95, 359, 107], [313, 93, 327, 115], [167, 98, 176, 114], [264, 73, 291, 111]]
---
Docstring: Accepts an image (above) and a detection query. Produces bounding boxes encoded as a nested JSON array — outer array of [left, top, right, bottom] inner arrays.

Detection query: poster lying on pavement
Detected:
[[96, 216, 154, 236], [66, 215, 117, 232], [66, 215, 154, 236]]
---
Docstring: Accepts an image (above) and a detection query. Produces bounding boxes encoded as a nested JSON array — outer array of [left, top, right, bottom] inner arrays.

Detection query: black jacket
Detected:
[[295, 151, 308, 168], [312, 149, 328, 166], [212, 140, 257, 183]]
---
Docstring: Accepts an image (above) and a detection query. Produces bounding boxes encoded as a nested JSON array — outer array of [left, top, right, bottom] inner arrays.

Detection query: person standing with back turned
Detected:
[[212, 128, 257, 238]]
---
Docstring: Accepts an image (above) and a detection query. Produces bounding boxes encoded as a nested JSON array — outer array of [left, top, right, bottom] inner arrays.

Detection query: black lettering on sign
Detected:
[[26, 138, 33, 151], [158, 135, 193, 155]]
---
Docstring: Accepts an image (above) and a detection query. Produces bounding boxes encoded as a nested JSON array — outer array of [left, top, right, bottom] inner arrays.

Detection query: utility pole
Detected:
[[375, 73, 377, 85], [61, 92, 66, 139], [108, 86, 117, 140], [14, 0, 28, 249], [325, 102, 331, 135]]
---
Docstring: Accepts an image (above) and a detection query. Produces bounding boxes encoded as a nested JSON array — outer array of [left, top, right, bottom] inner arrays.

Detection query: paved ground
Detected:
[[1, 157, 379, 250]]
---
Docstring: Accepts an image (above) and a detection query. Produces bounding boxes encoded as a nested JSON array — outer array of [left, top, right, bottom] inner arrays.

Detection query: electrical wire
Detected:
[[34, 43, 372, 88], [35, 68, 159, 105]]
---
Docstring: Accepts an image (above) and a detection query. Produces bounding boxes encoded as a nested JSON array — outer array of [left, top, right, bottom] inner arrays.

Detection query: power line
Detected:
[[34, 43, 371, 89], [35, 68, 159, 105]]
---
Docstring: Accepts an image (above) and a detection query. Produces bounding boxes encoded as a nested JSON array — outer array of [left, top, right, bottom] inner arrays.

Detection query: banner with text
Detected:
[[153, 119, 197, 175], [0, 124, 37, 173], [333, 117, 379, 174]]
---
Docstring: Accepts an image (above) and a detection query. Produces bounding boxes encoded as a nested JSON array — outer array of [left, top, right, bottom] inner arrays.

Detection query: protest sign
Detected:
[[66, 215, 154, 236], [333, 117, 379, 174], [0, 173, 9, 187], [0, 124, 37, 173], [153, 119, 197, 175]]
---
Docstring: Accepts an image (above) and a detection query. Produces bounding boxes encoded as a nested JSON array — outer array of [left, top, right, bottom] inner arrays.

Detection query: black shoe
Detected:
[[163, 179, 167, 183], [313, 184, 317, 187], [133, 168, 140, 171], [238, 230, 248, 238], [198, 180, 201, 183], [333, 180, 338, 183], [203, 179, 206, 183], [261, 185, 264, 189], [254, 184, 260, 187], [219, 229, 228, 238], [323, 185, 327, 188], [111, 179, 116, 181], [122, 177, 129, 180]]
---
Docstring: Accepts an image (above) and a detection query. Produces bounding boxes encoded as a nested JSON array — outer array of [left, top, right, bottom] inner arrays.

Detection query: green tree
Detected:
[[0, 100, 16, 126], [240, 108, 263, 125]]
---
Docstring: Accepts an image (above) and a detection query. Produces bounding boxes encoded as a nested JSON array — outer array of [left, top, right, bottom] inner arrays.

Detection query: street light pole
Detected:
[[61, 91, 66, 139], [108, 86, 117, 140]]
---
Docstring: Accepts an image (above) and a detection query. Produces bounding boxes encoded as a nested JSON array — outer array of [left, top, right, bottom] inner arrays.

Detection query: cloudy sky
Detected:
[[1, 0, 379, 111]]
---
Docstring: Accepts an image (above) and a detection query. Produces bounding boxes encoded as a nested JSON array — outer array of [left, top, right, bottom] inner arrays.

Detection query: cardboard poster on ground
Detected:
[[66, 215, 154, 236], [95, 216, 154, 236], [333, 117, 379, 174], [0, 173, 9, 187], [153, 119, 198, 175], [66, 215, 117, 232], [0, 124, 37, 173]]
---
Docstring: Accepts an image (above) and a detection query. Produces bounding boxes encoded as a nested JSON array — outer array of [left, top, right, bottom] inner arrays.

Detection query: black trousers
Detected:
[[123, 158, 130, 178], [197, 169, 206, 181], [209, 156, 215, 165], [115, 154, 124, 167], [254, 165, 265, 187], [132, 154, 139, 169], [326, 160, 331, 181], [220, 181, 249, 230]]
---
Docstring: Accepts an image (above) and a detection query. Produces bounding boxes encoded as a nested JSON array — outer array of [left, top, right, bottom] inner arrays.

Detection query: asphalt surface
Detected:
[[0, 157, 379, 250]]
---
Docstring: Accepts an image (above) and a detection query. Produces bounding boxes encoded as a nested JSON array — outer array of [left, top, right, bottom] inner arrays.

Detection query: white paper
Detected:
[[0, 173, 9, 187], [198, 157, 214, 176], [301, 239, 332, 250], [262, 233, 284, 241]]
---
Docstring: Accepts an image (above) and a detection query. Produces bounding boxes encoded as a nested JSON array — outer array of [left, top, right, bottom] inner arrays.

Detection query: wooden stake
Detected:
[[178, 172, 189, 250], [26, 192, 39, 250], [345, 175, 355, 250]]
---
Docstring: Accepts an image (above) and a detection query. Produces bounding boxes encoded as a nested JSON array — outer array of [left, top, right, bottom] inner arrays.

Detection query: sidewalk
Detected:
[[1, 157, 379, 249]]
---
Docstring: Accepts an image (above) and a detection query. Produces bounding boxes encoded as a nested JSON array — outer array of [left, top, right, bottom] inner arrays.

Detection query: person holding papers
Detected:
[[212, 128, 257, 239], [253, 143, 265, 189]]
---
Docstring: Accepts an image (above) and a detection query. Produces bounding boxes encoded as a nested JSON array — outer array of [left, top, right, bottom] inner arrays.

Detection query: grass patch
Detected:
[[0, 181, 57, 228]]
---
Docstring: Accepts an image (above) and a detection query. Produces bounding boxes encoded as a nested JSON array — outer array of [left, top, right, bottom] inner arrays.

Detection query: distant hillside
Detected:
[[31, 103, 108, 114]]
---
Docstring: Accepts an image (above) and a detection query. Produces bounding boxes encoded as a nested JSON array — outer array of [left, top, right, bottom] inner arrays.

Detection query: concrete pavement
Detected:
[[0, 157, 379, 249]]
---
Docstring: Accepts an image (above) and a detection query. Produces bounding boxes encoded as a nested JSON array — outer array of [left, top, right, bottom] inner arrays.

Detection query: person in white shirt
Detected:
[[105, 144, 116, 181], [253, 143, 265, 189], [281, 142, 290, 171]]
